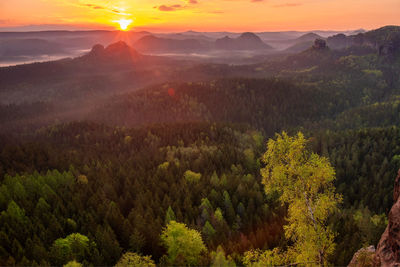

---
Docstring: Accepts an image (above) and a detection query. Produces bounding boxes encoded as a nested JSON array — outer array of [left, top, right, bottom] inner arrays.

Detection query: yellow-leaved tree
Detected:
[[160, 220, 207, 266], [259, 132, 342, 266]]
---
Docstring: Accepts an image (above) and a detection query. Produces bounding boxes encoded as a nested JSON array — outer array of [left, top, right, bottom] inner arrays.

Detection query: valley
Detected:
[[0, 24, 400, 266]]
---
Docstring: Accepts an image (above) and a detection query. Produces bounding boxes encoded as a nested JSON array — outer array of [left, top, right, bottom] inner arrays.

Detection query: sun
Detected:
[[115, 19, 133, 31]]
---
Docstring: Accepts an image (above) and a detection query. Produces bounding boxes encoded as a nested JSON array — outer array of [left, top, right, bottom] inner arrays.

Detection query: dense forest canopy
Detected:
[[1, 25, 400, 266]]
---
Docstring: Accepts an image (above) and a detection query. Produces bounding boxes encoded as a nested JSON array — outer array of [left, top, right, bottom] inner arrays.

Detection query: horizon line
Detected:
[[0, 27, 378, 34]]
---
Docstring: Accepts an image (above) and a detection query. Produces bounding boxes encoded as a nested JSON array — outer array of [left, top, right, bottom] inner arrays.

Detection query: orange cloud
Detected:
[[156, 4, 184, 11]]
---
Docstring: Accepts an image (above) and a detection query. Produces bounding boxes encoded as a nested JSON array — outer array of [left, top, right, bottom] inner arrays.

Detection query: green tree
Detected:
[[50, 233, 92, 265], [77, 175, 88, 185], [211, 246, 236, 267], [214, 208, 225, 224], [202, 221, 216, 239], [115, 252, 155, 267], [261, 132, 341, 266], [129, 229, 145, 253], [243, 248, 286, 267], [210, 172, 220, 187], [160, 220, 207, 266], [184, 170, 202, 183], [2, 201, 26, 223], [64, 260, 83, 267], [165, 206, 176, 224]]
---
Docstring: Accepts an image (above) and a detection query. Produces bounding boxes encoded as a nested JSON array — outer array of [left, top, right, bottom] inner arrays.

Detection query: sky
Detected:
[[0, 0, 399, 32]]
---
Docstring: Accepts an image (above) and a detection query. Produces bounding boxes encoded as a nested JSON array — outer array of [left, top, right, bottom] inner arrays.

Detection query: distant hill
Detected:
[[0, 29, 374, 64], [0, 31, 152, 65], [134, 35, 211, 52], [0, 38, 65, 58], [134, 32, 273, 53], [0, 41, 186, 105], [295, 32, 323, 42], [215, 32, 273, 50], [280, 39, 334, 69], [327, 25, 400, 58], [82, 41, 142, 64], [284, 41, 315, 53], [154, 32, 214, 42], [283, 33, 324, 53]]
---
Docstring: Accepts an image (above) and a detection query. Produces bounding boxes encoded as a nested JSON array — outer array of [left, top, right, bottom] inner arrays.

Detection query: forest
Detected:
[[0, 25, 400, 266]]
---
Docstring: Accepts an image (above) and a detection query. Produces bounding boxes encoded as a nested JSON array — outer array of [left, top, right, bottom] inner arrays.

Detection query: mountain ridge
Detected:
[[215, 32, 273, 50]]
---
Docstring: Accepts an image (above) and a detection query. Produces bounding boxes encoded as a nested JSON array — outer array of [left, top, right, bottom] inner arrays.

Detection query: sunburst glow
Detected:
[[115, 19, 133, 31], [0, 0, 398, 31]]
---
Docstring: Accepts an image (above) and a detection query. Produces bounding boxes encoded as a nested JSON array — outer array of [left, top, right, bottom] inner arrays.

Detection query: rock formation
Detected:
[[348, 246, 376, 267], [374, 170, 400, 266], [85, 41, 142, 64], [312, 38, 327, 50]]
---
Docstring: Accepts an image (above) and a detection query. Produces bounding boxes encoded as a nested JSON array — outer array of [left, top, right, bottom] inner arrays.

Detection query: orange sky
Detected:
[[0, 0, 399, 32]]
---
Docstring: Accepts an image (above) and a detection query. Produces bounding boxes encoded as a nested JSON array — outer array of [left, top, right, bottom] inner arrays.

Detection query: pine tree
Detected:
[[165, 206, 176, 225]]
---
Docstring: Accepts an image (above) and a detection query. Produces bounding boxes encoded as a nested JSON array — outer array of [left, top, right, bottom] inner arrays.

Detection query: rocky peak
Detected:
[[105, 40, 130, 51], [238, 32, 262, 42], [327, 34, 349, 49], [89, 44, 105, 56], [219, 36, 233, 41], [86, 41, 141, 63], [313, 38, 327, 50]]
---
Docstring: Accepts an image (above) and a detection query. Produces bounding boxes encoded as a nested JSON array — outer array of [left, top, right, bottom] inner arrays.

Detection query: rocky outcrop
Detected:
[[89, 44, 105, 56], [374, 170, 400, 266], [348, 246, 376, 267], [327, 33, 349, 49], [327, 25, 400, 58], [84, 41, 142, 64], [378, 34, 400, 61], [312, 39, 327, 50]]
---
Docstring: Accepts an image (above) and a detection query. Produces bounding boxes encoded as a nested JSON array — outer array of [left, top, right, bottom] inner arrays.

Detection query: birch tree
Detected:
[[261, 132, 341, 266]]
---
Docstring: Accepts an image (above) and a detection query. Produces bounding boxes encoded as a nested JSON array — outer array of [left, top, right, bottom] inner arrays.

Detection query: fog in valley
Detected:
[[0, 29, 363, 66]]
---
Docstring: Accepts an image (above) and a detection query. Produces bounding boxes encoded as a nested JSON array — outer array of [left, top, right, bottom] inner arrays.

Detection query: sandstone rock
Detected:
[[84, 41, 142, 63], [374, 170, 400, 266], [393, 170, 400, 201], [313, 38, 327, 50], [327, 33, 349, 49], [348, 246, 376, 267], [90, 44, 105, 55]]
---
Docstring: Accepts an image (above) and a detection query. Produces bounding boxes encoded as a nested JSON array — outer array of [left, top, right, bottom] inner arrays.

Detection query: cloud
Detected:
[[154, 0, 198, 12], [210, 10, 224, 14], [273, 3, 302, 7], [156, 4, 183, 11], [80, 2, 130, 15], [83, 4, 104, 10]]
